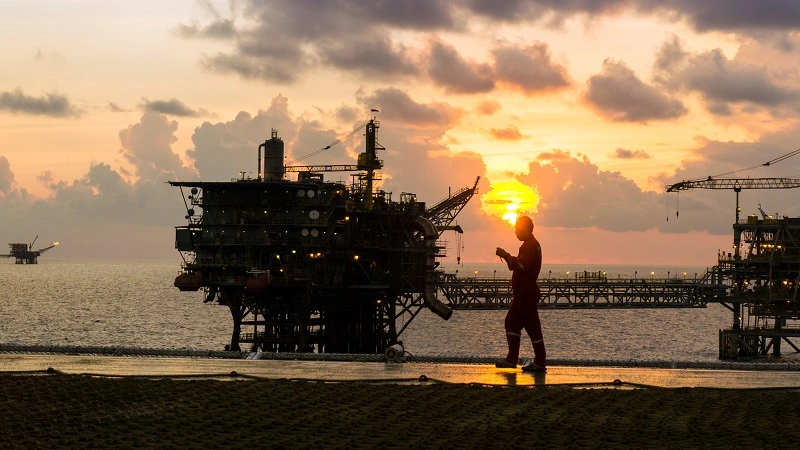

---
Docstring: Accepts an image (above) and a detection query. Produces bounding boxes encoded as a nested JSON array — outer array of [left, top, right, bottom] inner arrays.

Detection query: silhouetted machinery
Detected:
[[1, 236, 59, 264], [170, 118, 479, 353], [667, 176, 800, 358]]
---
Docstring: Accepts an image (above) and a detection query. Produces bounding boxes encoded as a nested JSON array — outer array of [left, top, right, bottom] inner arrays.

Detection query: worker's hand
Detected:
[[495, 247, 509, 259]]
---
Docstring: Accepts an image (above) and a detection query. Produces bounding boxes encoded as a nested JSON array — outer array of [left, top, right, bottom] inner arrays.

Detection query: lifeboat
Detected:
[[246, 272, 271, 293], [174, 272, 204, 291]]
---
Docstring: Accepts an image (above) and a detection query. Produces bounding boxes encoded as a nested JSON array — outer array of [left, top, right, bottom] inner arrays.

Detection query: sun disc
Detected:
[[480, 180, 540, 226]]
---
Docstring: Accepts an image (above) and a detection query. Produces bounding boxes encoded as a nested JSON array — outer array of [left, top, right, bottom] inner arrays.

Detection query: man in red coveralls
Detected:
[[495, 215, 546, 372]]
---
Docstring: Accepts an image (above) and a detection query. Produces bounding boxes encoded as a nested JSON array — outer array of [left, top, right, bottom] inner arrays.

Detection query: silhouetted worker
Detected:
[[495, 215, 546, 372]]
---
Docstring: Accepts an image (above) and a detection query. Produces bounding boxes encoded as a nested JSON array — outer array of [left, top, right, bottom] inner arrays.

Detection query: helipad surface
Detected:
[[4, 353, 800, 389]]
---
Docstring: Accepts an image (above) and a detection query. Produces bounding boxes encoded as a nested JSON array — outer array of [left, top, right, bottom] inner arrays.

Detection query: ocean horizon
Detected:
[[1, 258, 740, 363]]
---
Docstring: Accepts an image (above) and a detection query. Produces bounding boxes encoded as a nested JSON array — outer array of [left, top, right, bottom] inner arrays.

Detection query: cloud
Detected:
[[108, 102, 132, 113], [176, 19, 236, 39], [33, 48, 65, 62], [2, 109, 196, 229], [641, 0, 800, 33], [460, 0, 800, 35], [0, 88, 82, 118], [188, 94, 317, 179], [0, 156, 16, 194], [492, 42, 571, 94], [488, 126, 527, 141], [0, 92, 489, 259], [139, 98, 209, 117], [317, 35, 420, 80], [201, 51, 302, 84], [335, 105, 361, 123], [476, 100, 501, 115], [654, 36, 800, 116], [178, 0, 800, 89], [118, 111, 196, 182], [426, 40, 495, 94], [36, 171, 55, 186], [463, 0, 628, 24], [537, 149, 573, 162], [584, 59, 687, 122], [612, 148, 652, 159], [516, 151, 666, 232], [182, 1, 455, 84], [356, 88, 464, 128], [510, 142, 800, 236]]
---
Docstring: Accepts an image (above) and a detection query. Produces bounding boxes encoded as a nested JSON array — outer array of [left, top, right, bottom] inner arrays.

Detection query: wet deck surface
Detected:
[[4, 353, 800, 388]]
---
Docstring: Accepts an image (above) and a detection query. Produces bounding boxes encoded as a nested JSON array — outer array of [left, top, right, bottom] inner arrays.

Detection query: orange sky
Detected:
[[1, 1, 799, 266]]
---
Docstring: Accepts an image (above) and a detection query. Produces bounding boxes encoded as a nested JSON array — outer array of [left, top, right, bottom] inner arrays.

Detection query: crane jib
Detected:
[[666, 177, 800, 192]]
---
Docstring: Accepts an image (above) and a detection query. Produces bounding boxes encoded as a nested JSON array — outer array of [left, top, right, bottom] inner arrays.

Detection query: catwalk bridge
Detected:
[[436, 270, 729, 309]]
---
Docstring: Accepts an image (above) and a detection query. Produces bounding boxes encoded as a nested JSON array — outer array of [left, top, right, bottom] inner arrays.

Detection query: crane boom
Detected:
[[285, 165, 359, 173], [286, 121, 369, 165], [666, 177, 800, 192], [424, 176, 480, 236]]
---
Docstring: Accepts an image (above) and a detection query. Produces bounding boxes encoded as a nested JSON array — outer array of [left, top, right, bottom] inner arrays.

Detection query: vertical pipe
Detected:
[[734, 187, 741, 259], [258, 142, 265, 181]]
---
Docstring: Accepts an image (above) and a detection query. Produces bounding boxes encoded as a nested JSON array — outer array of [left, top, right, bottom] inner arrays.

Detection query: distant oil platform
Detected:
[[1, 236, 59, 264]]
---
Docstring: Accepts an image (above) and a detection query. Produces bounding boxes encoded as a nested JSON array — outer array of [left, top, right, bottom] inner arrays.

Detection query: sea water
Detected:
[[0, 259, 732, 363]]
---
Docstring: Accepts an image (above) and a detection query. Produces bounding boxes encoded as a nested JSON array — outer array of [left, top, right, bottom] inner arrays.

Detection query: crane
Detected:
[[424, 176, 480, 236], [665, 177, 800, 222], [665, 148, 800, 220], [666, 177, 800, 259], [285, 121, 371, 166]]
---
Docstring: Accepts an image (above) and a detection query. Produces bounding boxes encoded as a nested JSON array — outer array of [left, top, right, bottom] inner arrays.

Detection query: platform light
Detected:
[[354, 255, 359, 260]]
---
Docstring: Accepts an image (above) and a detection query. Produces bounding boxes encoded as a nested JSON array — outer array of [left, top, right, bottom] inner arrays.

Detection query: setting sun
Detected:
[[481, 180, 540, 226]]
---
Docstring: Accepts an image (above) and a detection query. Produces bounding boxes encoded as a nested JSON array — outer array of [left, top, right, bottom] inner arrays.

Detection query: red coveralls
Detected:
[[503, 235, 546, 367]]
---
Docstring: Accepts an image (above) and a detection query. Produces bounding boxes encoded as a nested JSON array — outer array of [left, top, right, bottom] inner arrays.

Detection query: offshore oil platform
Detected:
[[170, 117, 479, 353], [667, 177, 800, 359], [1, 236, 59, 264]]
